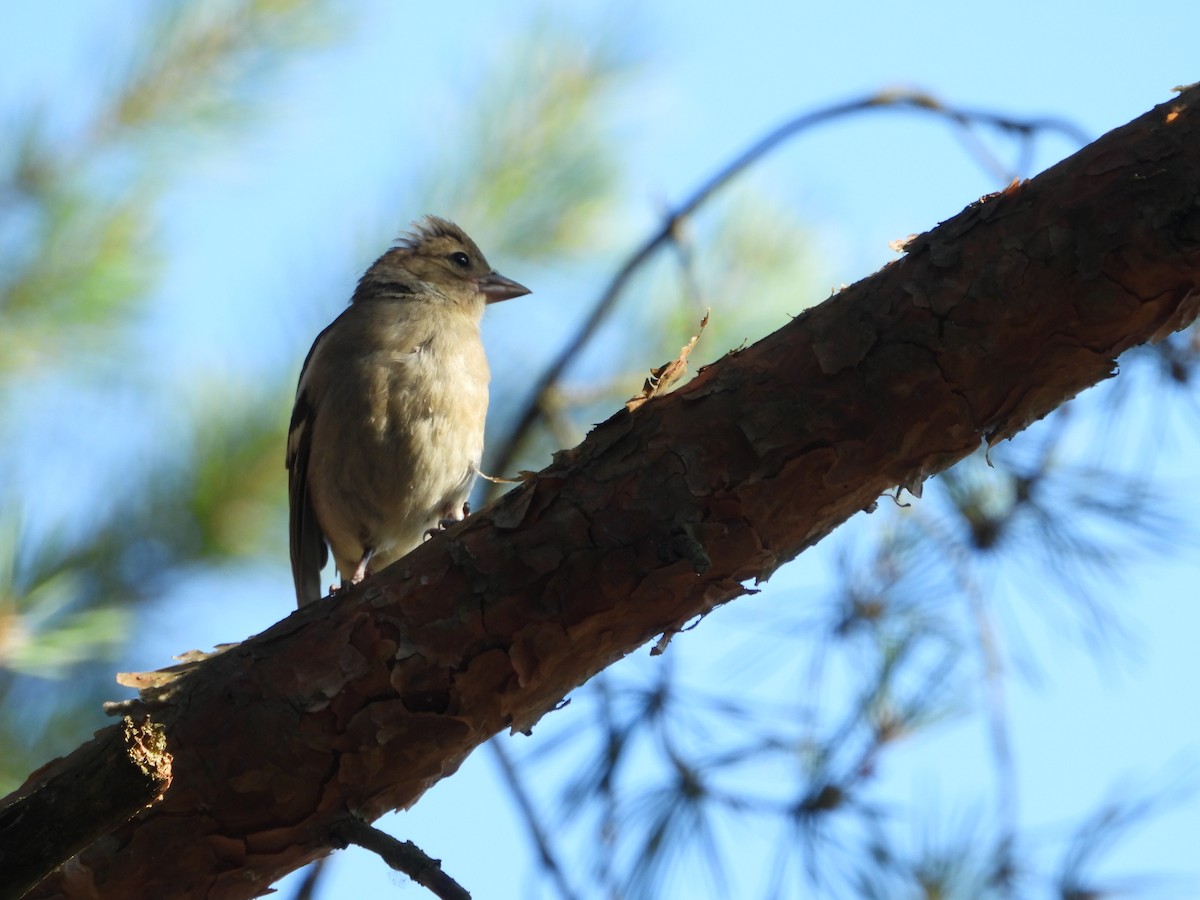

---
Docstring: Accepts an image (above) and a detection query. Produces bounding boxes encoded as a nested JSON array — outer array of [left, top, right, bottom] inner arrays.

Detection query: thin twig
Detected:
[[488, 740, 582, 900], [487, 88, 1088, 487], [332, 817, 471, 900]]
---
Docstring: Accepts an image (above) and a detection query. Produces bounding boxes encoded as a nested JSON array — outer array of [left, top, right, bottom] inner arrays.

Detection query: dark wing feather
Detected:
[[286, 327, 334, 607]]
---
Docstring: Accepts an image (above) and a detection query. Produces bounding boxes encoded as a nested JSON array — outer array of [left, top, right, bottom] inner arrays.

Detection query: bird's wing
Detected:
[[286, 323, 334, 607], [286, 300, 433, 606]]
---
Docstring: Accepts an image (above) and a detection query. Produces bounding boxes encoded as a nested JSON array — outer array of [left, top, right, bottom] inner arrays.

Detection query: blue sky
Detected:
[[4, 1, 1200, 897]]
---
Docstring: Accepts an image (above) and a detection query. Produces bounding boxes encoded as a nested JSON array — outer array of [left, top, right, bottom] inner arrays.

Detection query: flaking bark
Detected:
[[0, 718, 170, 900], [10, 84, 1200, 899]]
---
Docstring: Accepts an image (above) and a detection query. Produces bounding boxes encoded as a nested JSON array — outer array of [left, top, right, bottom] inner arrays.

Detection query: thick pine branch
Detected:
[[9, 85, 1200, 899], [0, 719, 170, 900]]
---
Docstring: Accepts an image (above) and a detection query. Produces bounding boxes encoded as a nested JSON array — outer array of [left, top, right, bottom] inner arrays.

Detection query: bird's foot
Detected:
[[424, 502, 471, 541], [350, 549, 373, 584], [331, 550, 374, 592]]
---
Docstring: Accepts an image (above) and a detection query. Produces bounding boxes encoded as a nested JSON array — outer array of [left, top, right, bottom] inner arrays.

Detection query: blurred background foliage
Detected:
[[2, 2, 1198, 898]]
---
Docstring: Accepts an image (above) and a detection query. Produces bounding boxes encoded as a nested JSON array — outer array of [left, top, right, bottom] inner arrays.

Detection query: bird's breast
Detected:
[[376, 328, 489, 433]]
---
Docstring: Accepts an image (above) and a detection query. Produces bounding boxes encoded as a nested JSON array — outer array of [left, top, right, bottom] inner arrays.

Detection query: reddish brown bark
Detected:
[[10, 85, 1200, 899]]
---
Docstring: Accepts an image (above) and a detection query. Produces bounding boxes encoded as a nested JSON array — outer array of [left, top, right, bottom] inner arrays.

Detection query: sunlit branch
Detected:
[[488, 88, 1089, 485]]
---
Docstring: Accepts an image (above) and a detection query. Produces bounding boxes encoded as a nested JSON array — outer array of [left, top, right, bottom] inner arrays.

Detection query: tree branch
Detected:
[[10, 84, 1200, 899], [488, 87, 1090, 483], [331, 818, 470, 900], [0, 718, 170, 900]]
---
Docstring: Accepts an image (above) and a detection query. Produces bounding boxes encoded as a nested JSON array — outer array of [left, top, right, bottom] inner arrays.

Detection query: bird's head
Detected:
[[354, 216, 530, 307]]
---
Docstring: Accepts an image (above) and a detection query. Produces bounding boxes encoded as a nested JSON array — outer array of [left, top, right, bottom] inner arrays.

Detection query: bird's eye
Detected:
[[448, 251, 470, 268]]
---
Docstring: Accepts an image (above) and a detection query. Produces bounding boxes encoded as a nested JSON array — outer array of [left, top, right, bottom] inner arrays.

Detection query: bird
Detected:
[[286, 216, 530, 607]]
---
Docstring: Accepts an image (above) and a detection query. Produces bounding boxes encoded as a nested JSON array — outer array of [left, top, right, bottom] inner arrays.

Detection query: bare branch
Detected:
[[489, 88, 1089, 483], [9, 84, 1200, 900], [0, 718, 171, 900], [332, 818, 470, 900]]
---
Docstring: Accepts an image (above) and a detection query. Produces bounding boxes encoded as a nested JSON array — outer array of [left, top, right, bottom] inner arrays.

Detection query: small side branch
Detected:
[[332, 818, 470, 900]]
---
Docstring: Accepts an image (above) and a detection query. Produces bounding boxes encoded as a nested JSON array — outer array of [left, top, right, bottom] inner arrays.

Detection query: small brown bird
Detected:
[[286, 216, 530, 607]]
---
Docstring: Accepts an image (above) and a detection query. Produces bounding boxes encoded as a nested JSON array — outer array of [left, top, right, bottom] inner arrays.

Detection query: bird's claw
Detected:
[[424, 502, 472, 541]]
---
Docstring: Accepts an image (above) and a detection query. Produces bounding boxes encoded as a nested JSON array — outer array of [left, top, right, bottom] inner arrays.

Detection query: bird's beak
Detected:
[[477, 271, 532, 304]]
